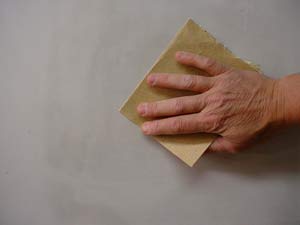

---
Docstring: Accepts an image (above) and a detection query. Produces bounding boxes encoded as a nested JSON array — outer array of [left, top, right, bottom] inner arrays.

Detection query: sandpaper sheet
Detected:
[[119, 19, 258, 167]]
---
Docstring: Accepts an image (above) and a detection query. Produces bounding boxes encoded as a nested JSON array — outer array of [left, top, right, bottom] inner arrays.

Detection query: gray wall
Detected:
[[0, 0, 299, 224]]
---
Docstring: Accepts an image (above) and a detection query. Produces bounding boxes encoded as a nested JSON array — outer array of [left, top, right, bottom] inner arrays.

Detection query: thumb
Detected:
[[208, 136, 238, 153]]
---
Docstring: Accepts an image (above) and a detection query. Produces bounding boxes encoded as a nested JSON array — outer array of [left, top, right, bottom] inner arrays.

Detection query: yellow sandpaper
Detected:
[[119, 19, 258, 167]]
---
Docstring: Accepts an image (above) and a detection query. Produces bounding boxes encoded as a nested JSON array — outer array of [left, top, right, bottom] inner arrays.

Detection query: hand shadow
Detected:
[[176, 125, 300, 182], [142, 124, 299, 182]]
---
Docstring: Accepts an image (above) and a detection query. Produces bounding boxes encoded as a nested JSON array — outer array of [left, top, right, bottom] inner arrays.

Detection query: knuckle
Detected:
[[147, 103, 158, 115], [174, 99, 185, 114], [211, 115, 224, 132], [193, 95, 204, 111], [171, 118, 185, 133], [182, 75, 197, 89], [204, 58, 217, 69], [217, 94, 227, 106], [151, 121, 159, 133], [221, 69, 239, 81], [202, 114, 224, 133], [214, 76, 225, 85], [201, 93, 209, 104], [208, 92, 228, 107]]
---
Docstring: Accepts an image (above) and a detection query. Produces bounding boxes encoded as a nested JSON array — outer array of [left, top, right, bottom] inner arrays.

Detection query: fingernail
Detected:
[[142, 122, 151, 135], [137, 103, 147, 116], [147, 75, 156, 86]]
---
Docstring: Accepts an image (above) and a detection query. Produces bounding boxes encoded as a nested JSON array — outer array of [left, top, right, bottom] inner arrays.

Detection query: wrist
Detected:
[[277, 74, 300, 125], [265, 78, 286, 127]]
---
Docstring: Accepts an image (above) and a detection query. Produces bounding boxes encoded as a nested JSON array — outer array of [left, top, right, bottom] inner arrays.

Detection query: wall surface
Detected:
[[0, 0, 299, 225]]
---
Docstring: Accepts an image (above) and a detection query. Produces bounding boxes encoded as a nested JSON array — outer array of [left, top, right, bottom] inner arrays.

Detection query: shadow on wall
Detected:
[[167, 125, 300, 180]]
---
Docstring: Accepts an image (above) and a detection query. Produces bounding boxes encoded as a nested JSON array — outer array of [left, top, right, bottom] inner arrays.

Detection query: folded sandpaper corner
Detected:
[[119, 19, 258, 167]]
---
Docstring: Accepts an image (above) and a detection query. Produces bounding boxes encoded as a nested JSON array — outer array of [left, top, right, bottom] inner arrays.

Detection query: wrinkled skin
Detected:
[[136, 51, 290, 153]]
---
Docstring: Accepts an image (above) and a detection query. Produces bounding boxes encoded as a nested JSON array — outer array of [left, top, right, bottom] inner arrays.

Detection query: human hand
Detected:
[[137, 51, 284, 153]]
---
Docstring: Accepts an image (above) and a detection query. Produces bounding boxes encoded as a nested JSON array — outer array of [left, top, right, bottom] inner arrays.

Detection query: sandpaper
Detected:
[[119, 19, 258, 167]]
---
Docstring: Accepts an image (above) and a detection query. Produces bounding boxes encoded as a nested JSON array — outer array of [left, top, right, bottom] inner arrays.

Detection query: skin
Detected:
[[136, 51, 300, 153]]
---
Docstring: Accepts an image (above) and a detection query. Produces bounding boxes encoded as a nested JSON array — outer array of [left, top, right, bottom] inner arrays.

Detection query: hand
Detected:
[[137, 51, 284, 153]]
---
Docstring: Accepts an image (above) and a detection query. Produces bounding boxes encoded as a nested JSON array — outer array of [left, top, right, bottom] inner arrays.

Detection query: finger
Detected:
[[141, 113, 210, 135], [208, 137, 238, 153], [175, 51, 229, 76], [137, 94, 206, 118], [147, 73, 215, 92]]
